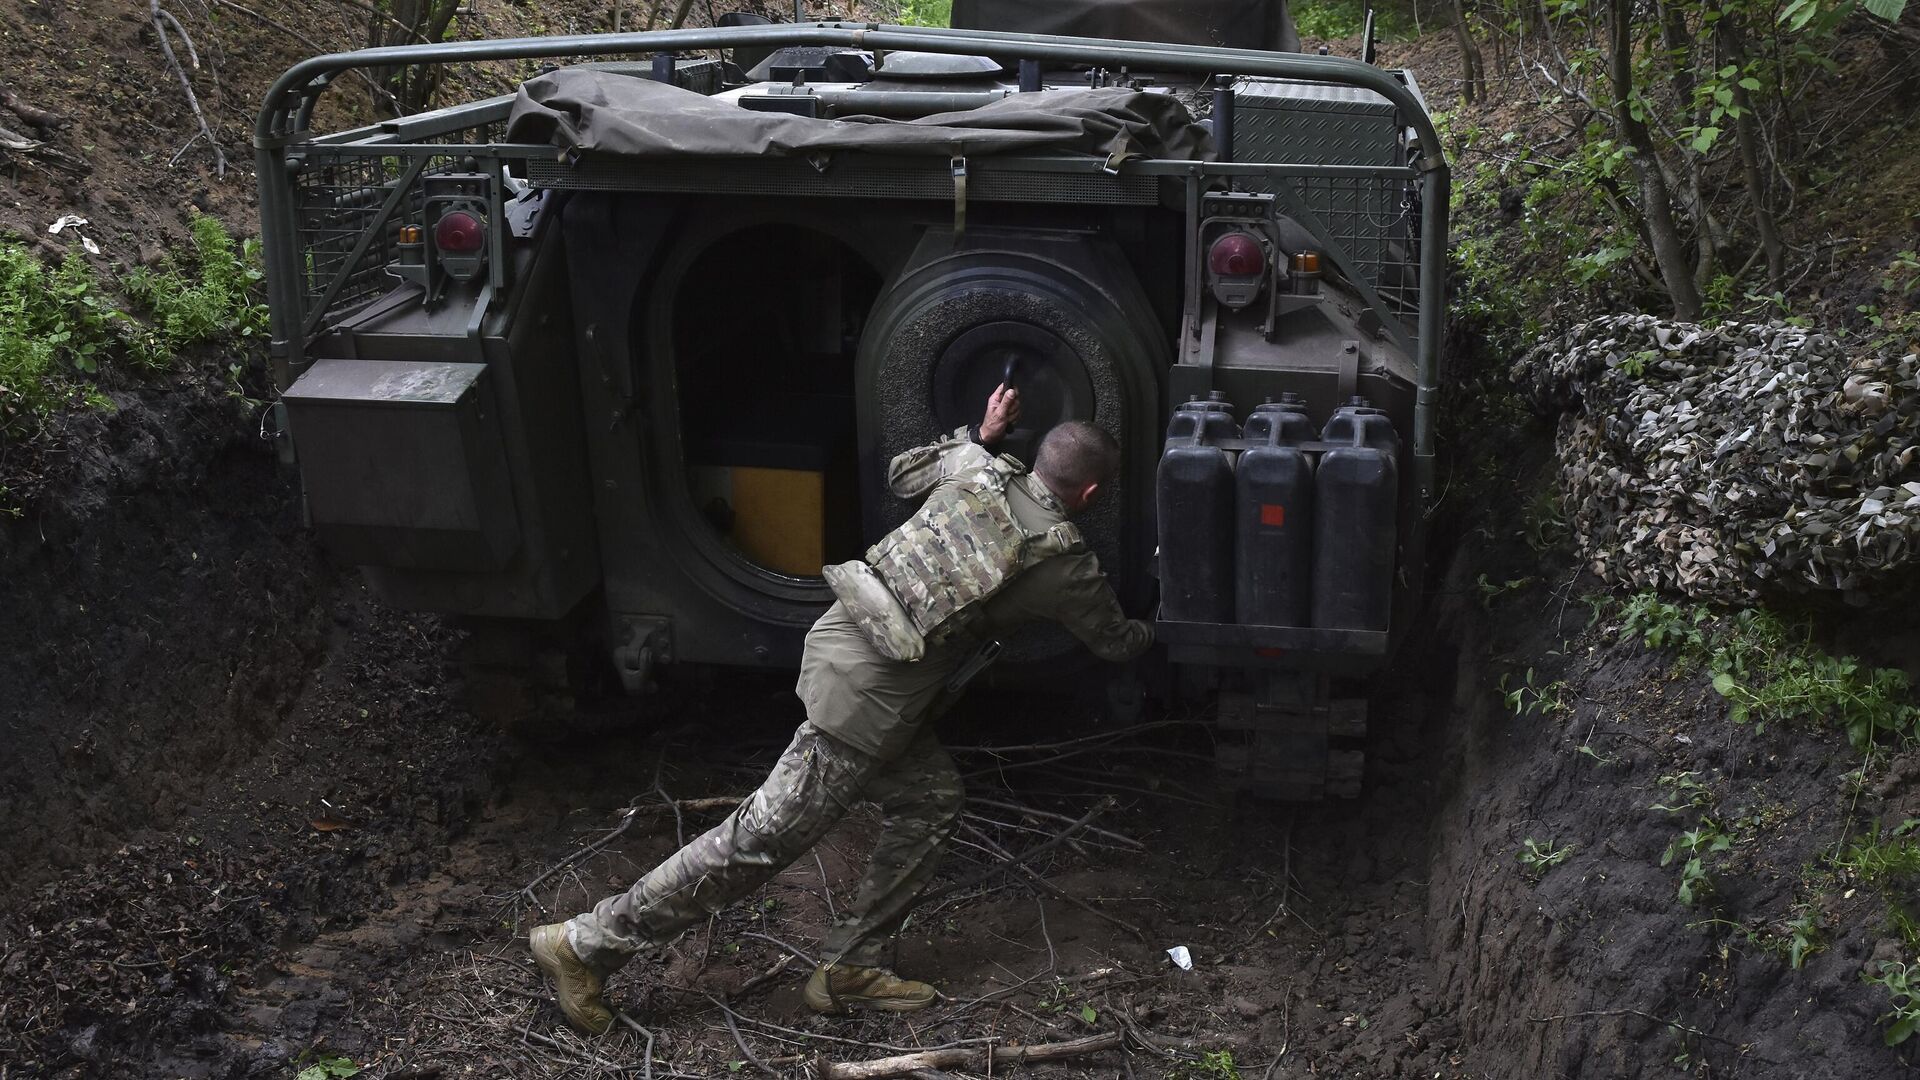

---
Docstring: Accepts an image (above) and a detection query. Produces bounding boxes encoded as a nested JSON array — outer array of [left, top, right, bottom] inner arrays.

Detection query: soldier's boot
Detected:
[[802, 963, 938, 1014], [529, 923, 614, 1035]]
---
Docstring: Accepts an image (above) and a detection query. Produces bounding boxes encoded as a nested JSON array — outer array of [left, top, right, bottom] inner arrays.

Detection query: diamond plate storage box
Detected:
[[282, 358, 521, 572], [1230, 78, 1411, 298]]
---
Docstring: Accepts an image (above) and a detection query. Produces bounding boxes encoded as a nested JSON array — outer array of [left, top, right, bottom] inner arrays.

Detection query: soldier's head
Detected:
[[1034, 421, 1121, 514]]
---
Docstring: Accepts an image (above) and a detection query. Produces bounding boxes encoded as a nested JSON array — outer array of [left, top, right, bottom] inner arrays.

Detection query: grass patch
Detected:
[[1839, 819, 1920, 887]]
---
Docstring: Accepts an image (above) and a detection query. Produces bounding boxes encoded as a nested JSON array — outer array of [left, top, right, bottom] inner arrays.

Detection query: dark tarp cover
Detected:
[[506, 70, 1212, 167], [951, 0, 1298, 52]]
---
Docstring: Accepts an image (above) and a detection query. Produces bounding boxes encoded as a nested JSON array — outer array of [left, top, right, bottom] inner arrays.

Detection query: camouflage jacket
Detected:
[[800, 428, 1153, 760]]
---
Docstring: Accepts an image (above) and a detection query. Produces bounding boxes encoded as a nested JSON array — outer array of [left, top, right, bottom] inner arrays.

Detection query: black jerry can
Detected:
[[1312, 397, 1398, 632], [1241, 392, 1316, 445], [1165, 389, 1240, 442], [1237, 397, 1314, 627], [1158, 392, 1238, 624]]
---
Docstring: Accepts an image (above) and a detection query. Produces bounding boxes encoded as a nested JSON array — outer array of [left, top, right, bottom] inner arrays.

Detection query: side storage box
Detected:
[[1230, 77, 1405, 294], [282, 358, 520, 571]]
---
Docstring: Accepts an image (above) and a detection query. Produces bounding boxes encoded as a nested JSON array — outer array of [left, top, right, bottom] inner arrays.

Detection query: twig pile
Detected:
[[1513, 313, 1920, 603]]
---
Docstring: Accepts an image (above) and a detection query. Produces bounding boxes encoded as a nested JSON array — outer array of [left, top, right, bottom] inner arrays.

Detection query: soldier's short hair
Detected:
[[1034, 421, 1121, 492]]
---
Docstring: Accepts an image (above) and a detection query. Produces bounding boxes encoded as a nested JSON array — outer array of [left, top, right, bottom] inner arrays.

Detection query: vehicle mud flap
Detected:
[[1214, 674, 1366, 800]]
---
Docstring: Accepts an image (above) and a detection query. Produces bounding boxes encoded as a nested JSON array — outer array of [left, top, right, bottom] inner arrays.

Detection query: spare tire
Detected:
[[854, 228, 1163, 617]]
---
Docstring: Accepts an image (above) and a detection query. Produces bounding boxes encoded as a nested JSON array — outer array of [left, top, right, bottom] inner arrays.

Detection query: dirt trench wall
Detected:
[[0, 387, 333, 897], [1417, 547, 1914, 1078]]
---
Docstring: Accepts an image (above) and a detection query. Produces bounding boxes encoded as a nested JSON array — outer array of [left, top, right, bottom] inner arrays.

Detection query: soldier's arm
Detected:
[[1001, 553, 1154, 663], [886, 384, 1022, 500], [885, 428, 996, 500]]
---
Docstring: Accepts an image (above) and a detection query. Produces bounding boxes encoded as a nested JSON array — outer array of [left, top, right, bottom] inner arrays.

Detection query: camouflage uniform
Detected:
[[564, 428, 1152, 975]]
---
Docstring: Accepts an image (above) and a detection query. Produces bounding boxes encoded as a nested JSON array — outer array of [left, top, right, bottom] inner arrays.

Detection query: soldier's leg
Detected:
[[566, 722, 879, 974], [818, 726, 965, 967]]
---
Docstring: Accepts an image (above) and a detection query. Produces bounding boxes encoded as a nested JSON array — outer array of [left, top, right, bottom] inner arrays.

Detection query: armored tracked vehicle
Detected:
[[257, 1, 1448, 799]]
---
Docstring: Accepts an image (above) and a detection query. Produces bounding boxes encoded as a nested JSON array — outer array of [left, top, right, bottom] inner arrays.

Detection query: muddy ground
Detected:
[[0, 465, 1468, 1080], [5, 395, 1918, 1080]]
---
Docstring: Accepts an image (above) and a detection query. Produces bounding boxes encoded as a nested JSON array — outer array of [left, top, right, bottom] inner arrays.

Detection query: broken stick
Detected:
[[150, 0, 224, 177], [815, 1032, 1123, 1080], [0, 83, 63, 129]]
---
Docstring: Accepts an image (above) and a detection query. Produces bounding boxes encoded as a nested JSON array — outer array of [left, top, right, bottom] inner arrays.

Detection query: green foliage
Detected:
[[294, 1056, 360, 1080], [1293, 0, 1371, 38], [0, 215, 266, 452], [1834, 818, 1920, 954], [1168, 1050, 1243, 1080], [1476, 573, 1533, 607], [1500, 668, 1569, 718], [1613, 593, 1919, 750], [1650, 771, 1714, 814], [1776, 907, 1825, 969], [125, 214, 268, 361], [1838, 819, 1920, 886], [0, 246, 127, 436], [1619, 593, 1710, 653], [1706, 609, 1919, 749], [894, 0, 951, 27], [1451, 0, 1915, 321], [1663, 822, 1732, 906], [1519, 837, 1575, 875], [1523, 484, 1569, 552], [1650, 772, 1728, 907], [1864, 960, 1920, 1047]]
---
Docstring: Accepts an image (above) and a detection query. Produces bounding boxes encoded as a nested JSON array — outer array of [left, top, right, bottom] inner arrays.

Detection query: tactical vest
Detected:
[[823, 455, 1083, 662]]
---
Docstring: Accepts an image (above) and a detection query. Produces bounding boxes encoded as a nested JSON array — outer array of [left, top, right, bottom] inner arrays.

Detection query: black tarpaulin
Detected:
[[951, 0, 1298, 52], [505, 69, 1212, 166]]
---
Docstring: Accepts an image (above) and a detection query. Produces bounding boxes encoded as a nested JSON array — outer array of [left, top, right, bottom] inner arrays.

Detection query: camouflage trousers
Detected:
[[565, 721, 965, 974]]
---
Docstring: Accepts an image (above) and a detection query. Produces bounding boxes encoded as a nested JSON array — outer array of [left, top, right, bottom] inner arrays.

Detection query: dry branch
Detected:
[[507, 796, 741, 911], [0, 123, 86, 173], [815, 1032, 1123, 1080], [0, 82, 63, 129], [954, 820, 1146, 942], [911, 797, 1116, 911], [207, 0, 397, 111], [150, 0, 224, 176]]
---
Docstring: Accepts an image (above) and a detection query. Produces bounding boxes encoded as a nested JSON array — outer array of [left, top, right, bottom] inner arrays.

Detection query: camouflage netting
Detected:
[[1511, 314, 1920, 604]]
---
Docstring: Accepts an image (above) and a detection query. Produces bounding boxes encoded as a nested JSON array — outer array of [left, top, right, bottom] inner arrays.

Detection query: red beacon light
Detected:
[[1207, 231, 1264, 276], [434, 210, 486, 254], [1206, 230, 1267, 309]]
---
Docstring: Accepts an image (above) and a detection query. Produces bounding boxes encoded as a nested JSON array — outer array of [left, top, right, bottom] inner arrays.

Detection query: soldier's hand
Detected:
[[979, 382, 1021, 445]]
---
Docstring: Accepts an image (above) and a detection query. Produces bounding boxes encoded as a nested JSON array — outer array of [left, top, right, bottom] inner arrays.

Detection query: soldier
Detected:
[[530, 385, 1153, 1034]]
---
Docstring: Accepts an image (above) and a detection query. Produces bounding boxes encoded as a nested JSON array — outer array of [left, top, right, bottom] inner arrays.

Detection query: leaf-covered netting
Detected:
[[1512, 314, 1920, 604]]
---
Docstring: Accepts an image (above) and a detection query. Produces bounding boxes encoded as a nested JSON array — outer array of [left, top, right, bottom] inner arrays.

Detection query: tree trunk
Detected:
[[1720, 17, 1786, 293], [1451, 0, 1483, 103], [367, 0, 462, 116], [1609, 0, 1702, 320]]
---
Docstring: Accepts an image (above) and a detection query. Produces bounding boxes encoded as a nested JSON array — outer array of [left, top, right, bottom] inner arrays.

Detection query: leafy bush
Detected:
[[0, 214, 266, 444], [0, 246, 125, 437], [896, 0, 951, 27], [1292, 0, 1406, 40]]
